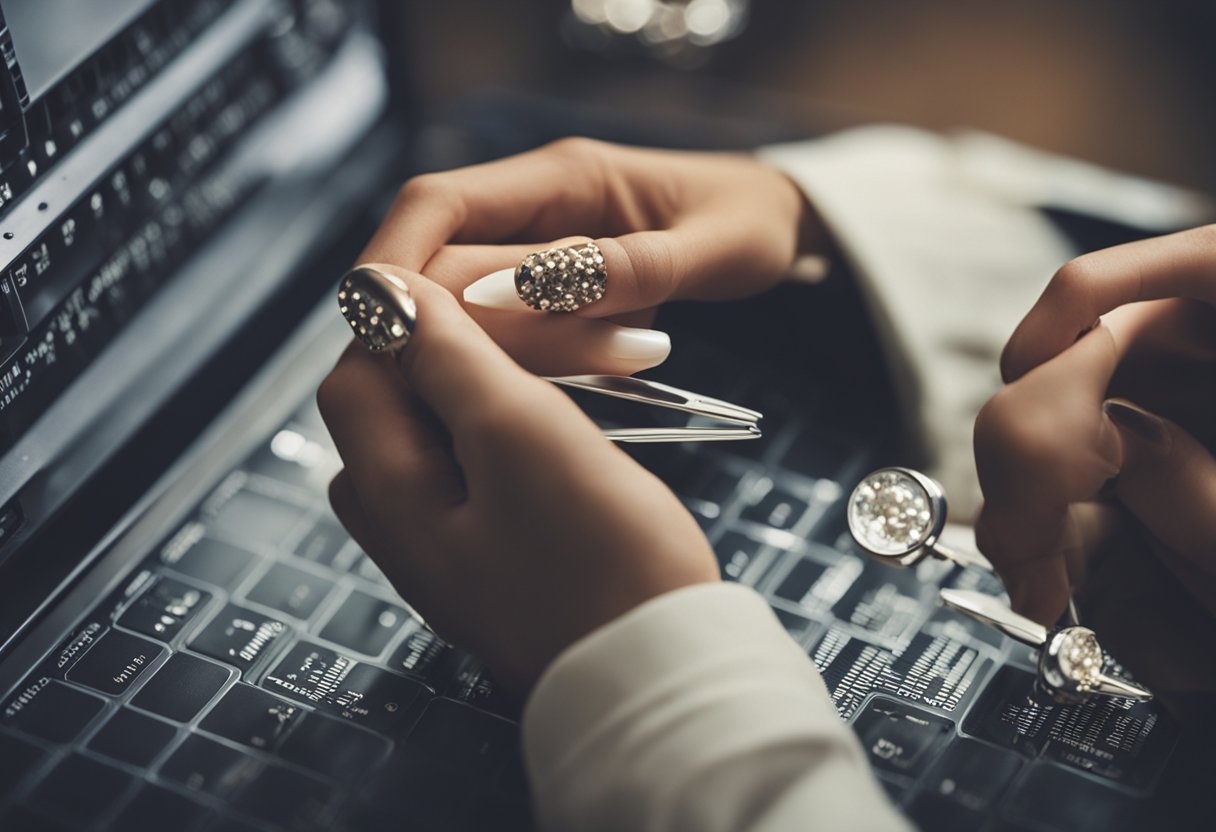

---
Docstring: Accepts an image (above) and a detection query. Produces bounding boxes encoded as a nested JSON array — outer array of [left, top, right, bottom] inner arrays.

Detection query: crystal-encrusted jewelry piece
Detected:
[[338, 266, 416, 354], [515, 241, 607, 312], [939, 589, 1152, 704], [847, 467, 990, 570]]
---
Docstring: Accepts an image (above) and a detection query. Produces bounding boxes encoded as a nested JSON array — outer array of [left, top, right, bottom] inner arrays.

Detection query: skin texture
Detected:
[[974, 226, 1216, 706], [318, 139, 812, 695]]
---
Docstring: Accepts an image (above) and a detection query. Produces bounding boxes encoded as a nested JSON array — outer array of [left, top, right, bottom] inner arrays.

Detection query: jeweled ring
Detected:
[[847, 467, 992, 570], [515, 241, 606, 312], [338, 266, 416, 354]]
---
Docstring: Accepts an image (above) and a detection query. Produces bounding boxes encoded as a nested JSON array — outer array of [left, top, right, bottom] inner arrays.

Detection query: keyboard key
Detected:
[[0, 730, 44, 789], [199, 683, 301, 751], [244, 562, 334, 620], [111, 784, 212, 830], [0, 805, 72, 832], [782, 428, 861, 480], [118, 576, 212, 642], [355, 555, 391, 587], [189, 604, 286, 670], [667, 455, 740, 505], [963, 665, 1175, 789], [739, 478, 809, 530], [916, 738, 1022, 813], [774, 557, 828, 604], [131, 652, 230, 721], [66, 629, 164, 695], [231, 764, 336, 830], [350, 748, 483, 830], [245, 428, 338, 492], [27, 753, 136, 823], [907, 792, 987, 831], [406, 698, 518, 777], [163, 534, 259, 590], [207, 487, 307, 551], [387, 623, 458, 689], [279, 713, 391, 783], [293, 517, 353, 569], [446, 659, 517, 719], [159, 734, 262, 799], [318, 591, 407, 657], [2, 680, 105, 743], [1004, 763, 1145, 831], [852, 697, 954, 778], [831, 564, 925, 641], [713, 531, 766, 581], [262, 642, 425, 733], [88, 708, 177, 766]]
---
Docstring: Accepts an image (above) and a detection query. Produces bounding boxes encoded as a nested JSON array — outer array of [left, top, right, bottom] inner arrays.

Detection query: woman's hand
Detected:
[[973, 225, 1216, 705], [362, 137, 816, 376], [317, 266, 719, 697]]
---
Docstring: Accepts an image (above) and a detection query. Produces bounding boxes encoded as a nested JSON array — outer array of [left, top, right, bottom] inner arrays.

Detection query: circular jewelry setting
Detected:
[[515, 241, 607, 312], [847, 467, 946, 562], [1039, 626, 1108, 702], [338, 266, 416, 353]]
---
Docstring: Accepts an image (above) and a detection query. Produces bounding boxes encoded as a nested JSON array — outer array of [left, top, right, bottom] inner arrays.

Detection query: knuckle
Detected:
[[397, 172, 447, 202], [545, 135, 604, 161], [974, 386, 1068, 484], [395, 173, 465, 224], [1046, 256, 1099, 307]]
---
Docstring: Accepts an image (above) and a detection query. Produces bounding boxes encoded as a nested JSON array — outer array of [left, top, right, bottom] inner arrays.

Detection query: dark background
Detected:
[[389, 0, 1216, 193]]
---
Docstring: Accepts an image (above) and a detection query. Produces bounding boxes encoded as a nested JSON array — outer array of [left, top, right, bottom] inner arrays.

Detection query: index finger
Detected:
[[1001, 224, 1216, 382], [360, 138, 650, 272]]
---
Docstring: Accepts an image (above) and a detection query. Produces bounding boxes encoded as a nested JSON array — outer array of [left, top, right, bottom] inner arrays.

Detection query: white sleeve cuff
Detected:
[[522, 582, 910, 832]]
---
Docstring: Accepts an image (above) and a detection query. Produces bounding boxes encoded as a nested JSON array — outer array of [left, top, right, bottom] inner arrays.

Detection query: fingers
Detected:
[[316, 342, 465, 527], [358, 138, 622, 272], [355, 265, 563, 430], [974, 324, 1125, 623], [1002, 224, 1216, 381], [425, 243, 670, 375], [1106, 399, 1216, 602]]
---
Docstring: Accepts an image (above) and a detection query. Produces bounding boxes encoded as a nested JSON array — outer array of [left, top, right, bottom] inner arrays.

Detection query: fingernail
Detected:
[[1074, 317, 1102, 343], [463, 267, 534, 312], [1103, 398, 1169, 448], [517, 242, 606, 312], [607, 327, 670, 362]]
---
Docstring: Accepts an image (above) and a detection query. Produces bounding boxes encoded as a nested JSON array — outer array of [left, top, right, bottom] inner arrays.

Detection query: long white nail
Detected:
[[607, 327, 670, 363], [464, 267, 534, 312]]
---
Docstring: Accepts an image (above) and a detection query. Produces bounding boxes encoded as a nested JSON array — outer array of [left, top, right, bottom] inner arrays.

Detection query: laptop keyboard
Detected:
[[0, 328, 1182, 831]]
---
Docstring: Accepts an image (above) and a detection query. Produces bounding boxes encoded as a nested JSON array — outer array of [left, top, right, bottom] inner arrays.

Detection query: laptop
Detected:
[[0, 1, 1201, 830]]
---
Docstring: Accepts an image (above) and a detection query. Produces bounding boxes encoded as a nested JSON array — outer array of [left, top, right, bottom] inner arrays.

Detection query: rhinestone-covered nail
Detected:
[[515, 241, 607, 312]]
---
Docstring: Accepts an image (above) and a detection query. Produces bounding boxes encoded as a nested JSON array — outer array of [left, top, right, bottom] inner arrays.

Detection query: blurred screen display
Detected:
[[3, 0, 158, 101]]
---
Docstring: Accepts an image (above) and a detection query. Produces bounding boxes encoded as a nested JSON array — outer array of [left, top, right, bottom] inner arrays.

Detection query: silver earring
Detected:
[[847, 467, 991, 570], [940, 589, 1151, 703]]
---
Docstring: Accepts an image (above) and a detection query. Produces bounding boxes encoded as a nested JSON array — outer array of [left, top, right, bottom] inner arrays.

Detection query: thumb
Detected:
[[361, 263, 563, 439]]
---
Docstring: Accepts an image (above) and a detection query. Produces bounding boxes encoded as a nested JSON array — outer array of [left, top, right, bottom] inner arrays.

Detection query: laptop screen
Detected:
[[0, 0, 389, 646], [6, 0, 160, 101]]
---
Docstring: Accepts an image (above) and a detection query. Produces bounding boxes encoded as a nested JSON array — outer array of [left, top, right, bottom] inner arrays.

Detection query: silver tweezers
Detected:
[[547, 375, 763, 443]]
